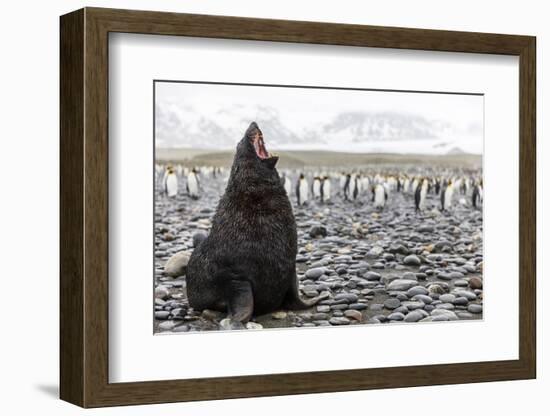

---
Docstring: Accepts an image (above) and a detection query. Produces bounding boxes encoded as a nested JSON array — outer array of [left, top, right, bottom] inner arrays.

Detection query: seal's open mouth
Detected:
[[251, 130, 270, 160], [245, 122, 278, 168]]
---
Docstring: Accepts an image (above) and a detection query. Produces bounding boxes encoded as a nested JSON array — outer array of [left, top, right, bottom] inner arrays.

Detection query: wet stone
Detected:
[[384, 298, 401, 310], [387, 312, 405, 321], [348, 303, 368, 310], [305, 267, 326, 280], [344, 310, 363, 321], [403, 255, 421, 266], [155, 311, 170, 320], [407, 286, 429, 297], [329, 317, 351, 326], [387, 279, 418, 291], [468, 304, 483, 314]]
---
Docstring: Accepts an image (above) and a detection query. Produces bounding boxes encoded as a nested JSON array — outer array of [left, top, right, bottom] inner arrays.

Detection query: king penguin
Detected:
[[414, 178, 429, 212], [440, 179, 454, 211], [186, 167, 200, 199], [296, 173, 309, 206], [281, 173, 292, 196], [472, 180, 483, 208], [373, 183, 387, 209], [321, 176, 331, 203], [353, 174, 361, 200], [312, 176, 322, 200], [164, 166, 178, 197], [343, 173, 351, 201]]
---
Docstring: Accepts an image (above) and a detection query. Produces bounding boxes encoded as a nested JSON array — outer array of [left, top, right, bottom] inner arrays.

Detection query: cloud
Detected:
[[155, 82, 483, 155]]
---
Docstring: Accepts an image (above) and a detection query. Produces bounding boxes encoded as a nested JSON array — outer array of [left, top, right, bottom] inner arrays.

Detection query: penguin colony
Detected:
[[155, 145, 483, 333], [157, 162, 483, 212]]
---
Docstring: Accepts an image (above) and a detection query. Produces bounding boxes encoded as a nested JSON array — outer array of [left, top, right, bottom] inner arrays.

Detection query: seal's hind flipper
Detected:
[[225, 279, 254, 323], [283, 274, 329, 310]]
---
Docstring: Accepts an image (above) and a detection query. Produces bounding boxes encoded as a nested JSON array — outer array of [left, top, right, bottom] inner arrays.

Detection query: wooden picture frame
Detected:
[[60, 7, 536, 408]]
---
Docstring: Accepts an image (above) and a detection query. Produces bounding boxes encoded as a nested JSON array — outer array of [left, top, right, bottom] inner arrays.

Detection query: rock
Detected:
[[163, 232, 175, 241], [389, 244, 410, 255], [158, 320, 177, 331], [468, 304, 483, 314], [439, 294, 456, 303], [394, 305, 409, 314], [171, 308, 186, 318], [348, 303, 368, 310], [412, 294, 432, 304], [402, 301, 425, 310], [387, 279, 418, 291], [387, 312, 405, 321], [437, 272, 453, 280], [430, 309, 458, 321], [246, 322, 263, 330], [329, 317, 351, 325], [155, 285, 170, 299], [428, 284, 446, 295], [452, 257, 467, 265], [305, 267, 325, 280], [403, 255, 421, 266], [453, 297, 469, 306], [453, 290, 477, 301], [407, 286, 428, 297], [404, 310, 425, 322], [469, 277, 483, 290], [384, 298, 401, 310], [344, 310, 363, 321], [309, 225, 328, 238], [272, 311, 288, 320], [316, 305, 330, 313], [219, 318, 245, 330], [164, 251, 190, 277], [418, 224, 435, 233], [365, 271, 382, 281], [402, 272, 417, 280], [155, 311, 170, 320], [366, 246, 384, 259], [335, 293, 359, 303], [173, 324, 190, 333]]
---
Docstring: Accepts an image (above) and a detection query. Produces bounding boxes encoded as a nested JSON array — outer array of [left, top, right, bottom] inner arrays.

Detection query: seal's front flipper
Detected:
[[225, 280, 254, 324]]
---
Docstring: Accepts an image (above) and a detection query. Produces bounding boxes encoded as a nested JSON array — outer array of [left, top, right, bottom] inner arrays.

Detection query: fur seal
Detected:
[[186, 122, 326, 326]]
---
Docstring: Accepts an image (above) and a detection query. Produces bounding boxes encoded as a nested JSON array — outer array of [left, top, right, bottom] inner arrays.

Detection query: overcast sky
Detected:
[[155, 81, 483, 155]]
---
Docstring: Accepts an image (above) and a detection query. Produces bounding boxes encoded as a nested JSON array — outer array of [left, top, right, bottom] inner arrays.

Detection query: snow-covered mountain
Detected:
[[155, 103, 481, 155]]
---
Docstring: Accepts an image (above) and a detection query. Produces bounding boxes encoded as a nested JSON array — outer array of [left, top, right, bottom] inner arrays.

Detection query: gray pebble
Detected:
[[384, 298, 401, 310], [468, 304, 483, 313]]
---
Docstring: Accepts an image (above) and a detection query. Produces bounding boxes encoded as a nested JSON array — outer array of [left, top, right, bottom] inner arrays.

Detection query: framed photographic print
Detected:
[[60, 7, 536, 408]]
